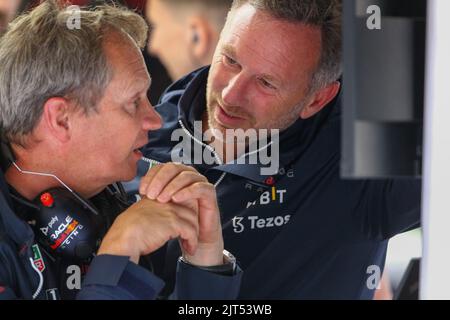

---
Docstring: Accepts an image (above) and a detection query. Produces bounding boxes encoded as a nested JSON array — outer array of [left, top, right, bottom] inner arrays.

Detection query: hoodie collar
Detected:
[[177, 67, 210, 133]]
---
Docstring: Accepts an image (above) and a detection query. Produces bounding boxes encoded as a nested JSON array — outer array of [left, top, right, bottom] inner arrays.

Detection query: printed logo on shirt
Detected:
[[232, 215, 291, 233], [277, 167, 295, 178], [246, 187, 287, 208], [48, 216, 84, 251], [40, 215, 59, 236], [31, 244, 46, 272], [264, 176, 275, 186], [261, 167, 295, 184], [244, 182, 267, 193], [244, 168, 295, 191]]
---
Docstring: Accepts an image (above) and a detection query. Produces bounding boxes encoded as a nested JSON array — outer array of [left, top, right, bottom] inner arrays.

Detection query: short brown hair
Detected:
[[231, 0, 342, 91]]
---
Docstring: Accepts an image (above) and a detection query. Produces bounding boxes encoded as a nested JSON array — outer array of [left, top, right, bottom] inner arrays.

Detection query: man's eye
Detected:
[[123, 98, 141, 116], [259, 78, 277, 90], [223, 55, 238, 67]]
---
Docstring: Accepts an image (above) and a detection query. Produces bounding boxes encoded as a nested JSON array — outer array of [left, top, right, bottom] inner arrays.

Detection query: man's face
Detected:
[[206, 4, 322, 135], [146, 0, 194, 80], [68, 35, 162, 190]]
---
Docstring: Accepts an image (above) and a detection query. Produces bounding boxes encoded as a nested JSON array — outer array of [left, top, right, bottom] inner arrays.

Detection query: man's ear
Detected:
[[300, 81, 341, 120], [188, 16, 214, 63], [41, 97, 73, 143]]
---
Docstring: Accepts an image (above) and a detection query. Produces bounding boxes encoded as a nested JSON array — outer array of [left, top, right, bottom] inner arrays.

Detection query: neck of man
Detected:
[[6, 159, 61, 201], [5, 144, 102, 201]]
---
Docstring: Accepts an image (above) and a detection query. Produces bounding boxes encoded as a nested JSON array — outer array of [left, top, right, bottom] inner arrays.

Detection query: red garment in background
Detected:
[[123, 0, 146, 12]]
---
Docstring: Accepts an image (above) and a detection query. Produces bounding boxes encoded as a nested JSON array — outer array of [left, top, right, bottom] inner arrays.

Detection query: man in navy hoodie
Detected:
[[0, 1, 241, 300], [141, 0, 421, 299]]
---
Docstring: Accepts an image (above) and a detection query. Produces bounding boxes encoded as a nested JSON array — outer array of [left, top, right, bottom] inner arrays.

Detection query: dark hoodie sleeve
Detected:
[[353, 179, 422, 240], [170, 260, 243, 300], [78, 255, 242, 300], [77, 255, 165, 300]]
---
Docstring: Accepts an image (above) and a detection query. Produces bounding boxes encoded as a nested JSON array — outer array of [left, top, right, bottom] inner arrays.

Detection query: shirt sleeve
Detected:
[[353, 179, 422, 240], [77, 254, 165, 300], [171, 260, 243, 300]]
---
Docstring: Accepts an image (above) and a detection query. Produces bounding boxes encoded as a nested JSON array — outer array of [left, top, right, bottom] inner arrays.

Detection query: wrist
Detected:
[[182, 243, 224, 266], [179, 249, 237, 276], [98, 232, 139, 264]]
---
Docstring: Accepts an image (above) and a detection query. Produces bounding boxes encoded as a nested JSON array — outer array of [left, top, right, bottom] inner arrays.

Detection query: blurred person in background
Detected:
[[146, 0, 232, 81], [0, 0, 23, 33]]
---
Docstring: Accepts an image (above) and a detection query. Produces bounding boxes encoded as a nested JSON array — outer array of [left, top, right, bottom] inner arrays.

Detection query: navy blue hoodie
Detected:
[[141, 67, 421, 299], [0, 159, 241, 300]]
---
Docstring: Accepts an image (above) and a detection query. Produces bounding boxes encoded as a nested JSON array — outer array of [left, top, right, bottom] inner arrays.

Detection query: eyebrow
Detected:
[[127, 78, 151, 101], [222, 44, 281, 86], [222, 44, 237, 57]]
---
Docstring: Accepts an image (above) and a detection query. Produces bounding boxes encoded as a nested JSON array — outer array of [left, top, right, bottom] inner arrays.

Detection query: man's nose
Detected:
[[222, 73, 248, 107], [142, 99, 163, 131]]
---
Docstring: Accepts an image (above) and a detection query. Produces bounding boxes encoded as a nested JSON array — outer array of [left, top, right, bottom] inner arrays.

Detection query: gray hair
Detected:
[[231, 0, 342, 91], [0, 0, 148, 145]]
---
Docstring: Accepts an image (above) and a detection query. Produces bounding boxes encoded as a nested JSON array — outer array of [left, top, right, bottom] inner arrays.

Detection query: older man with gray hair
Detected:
[[0, 0, 241, 300]]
